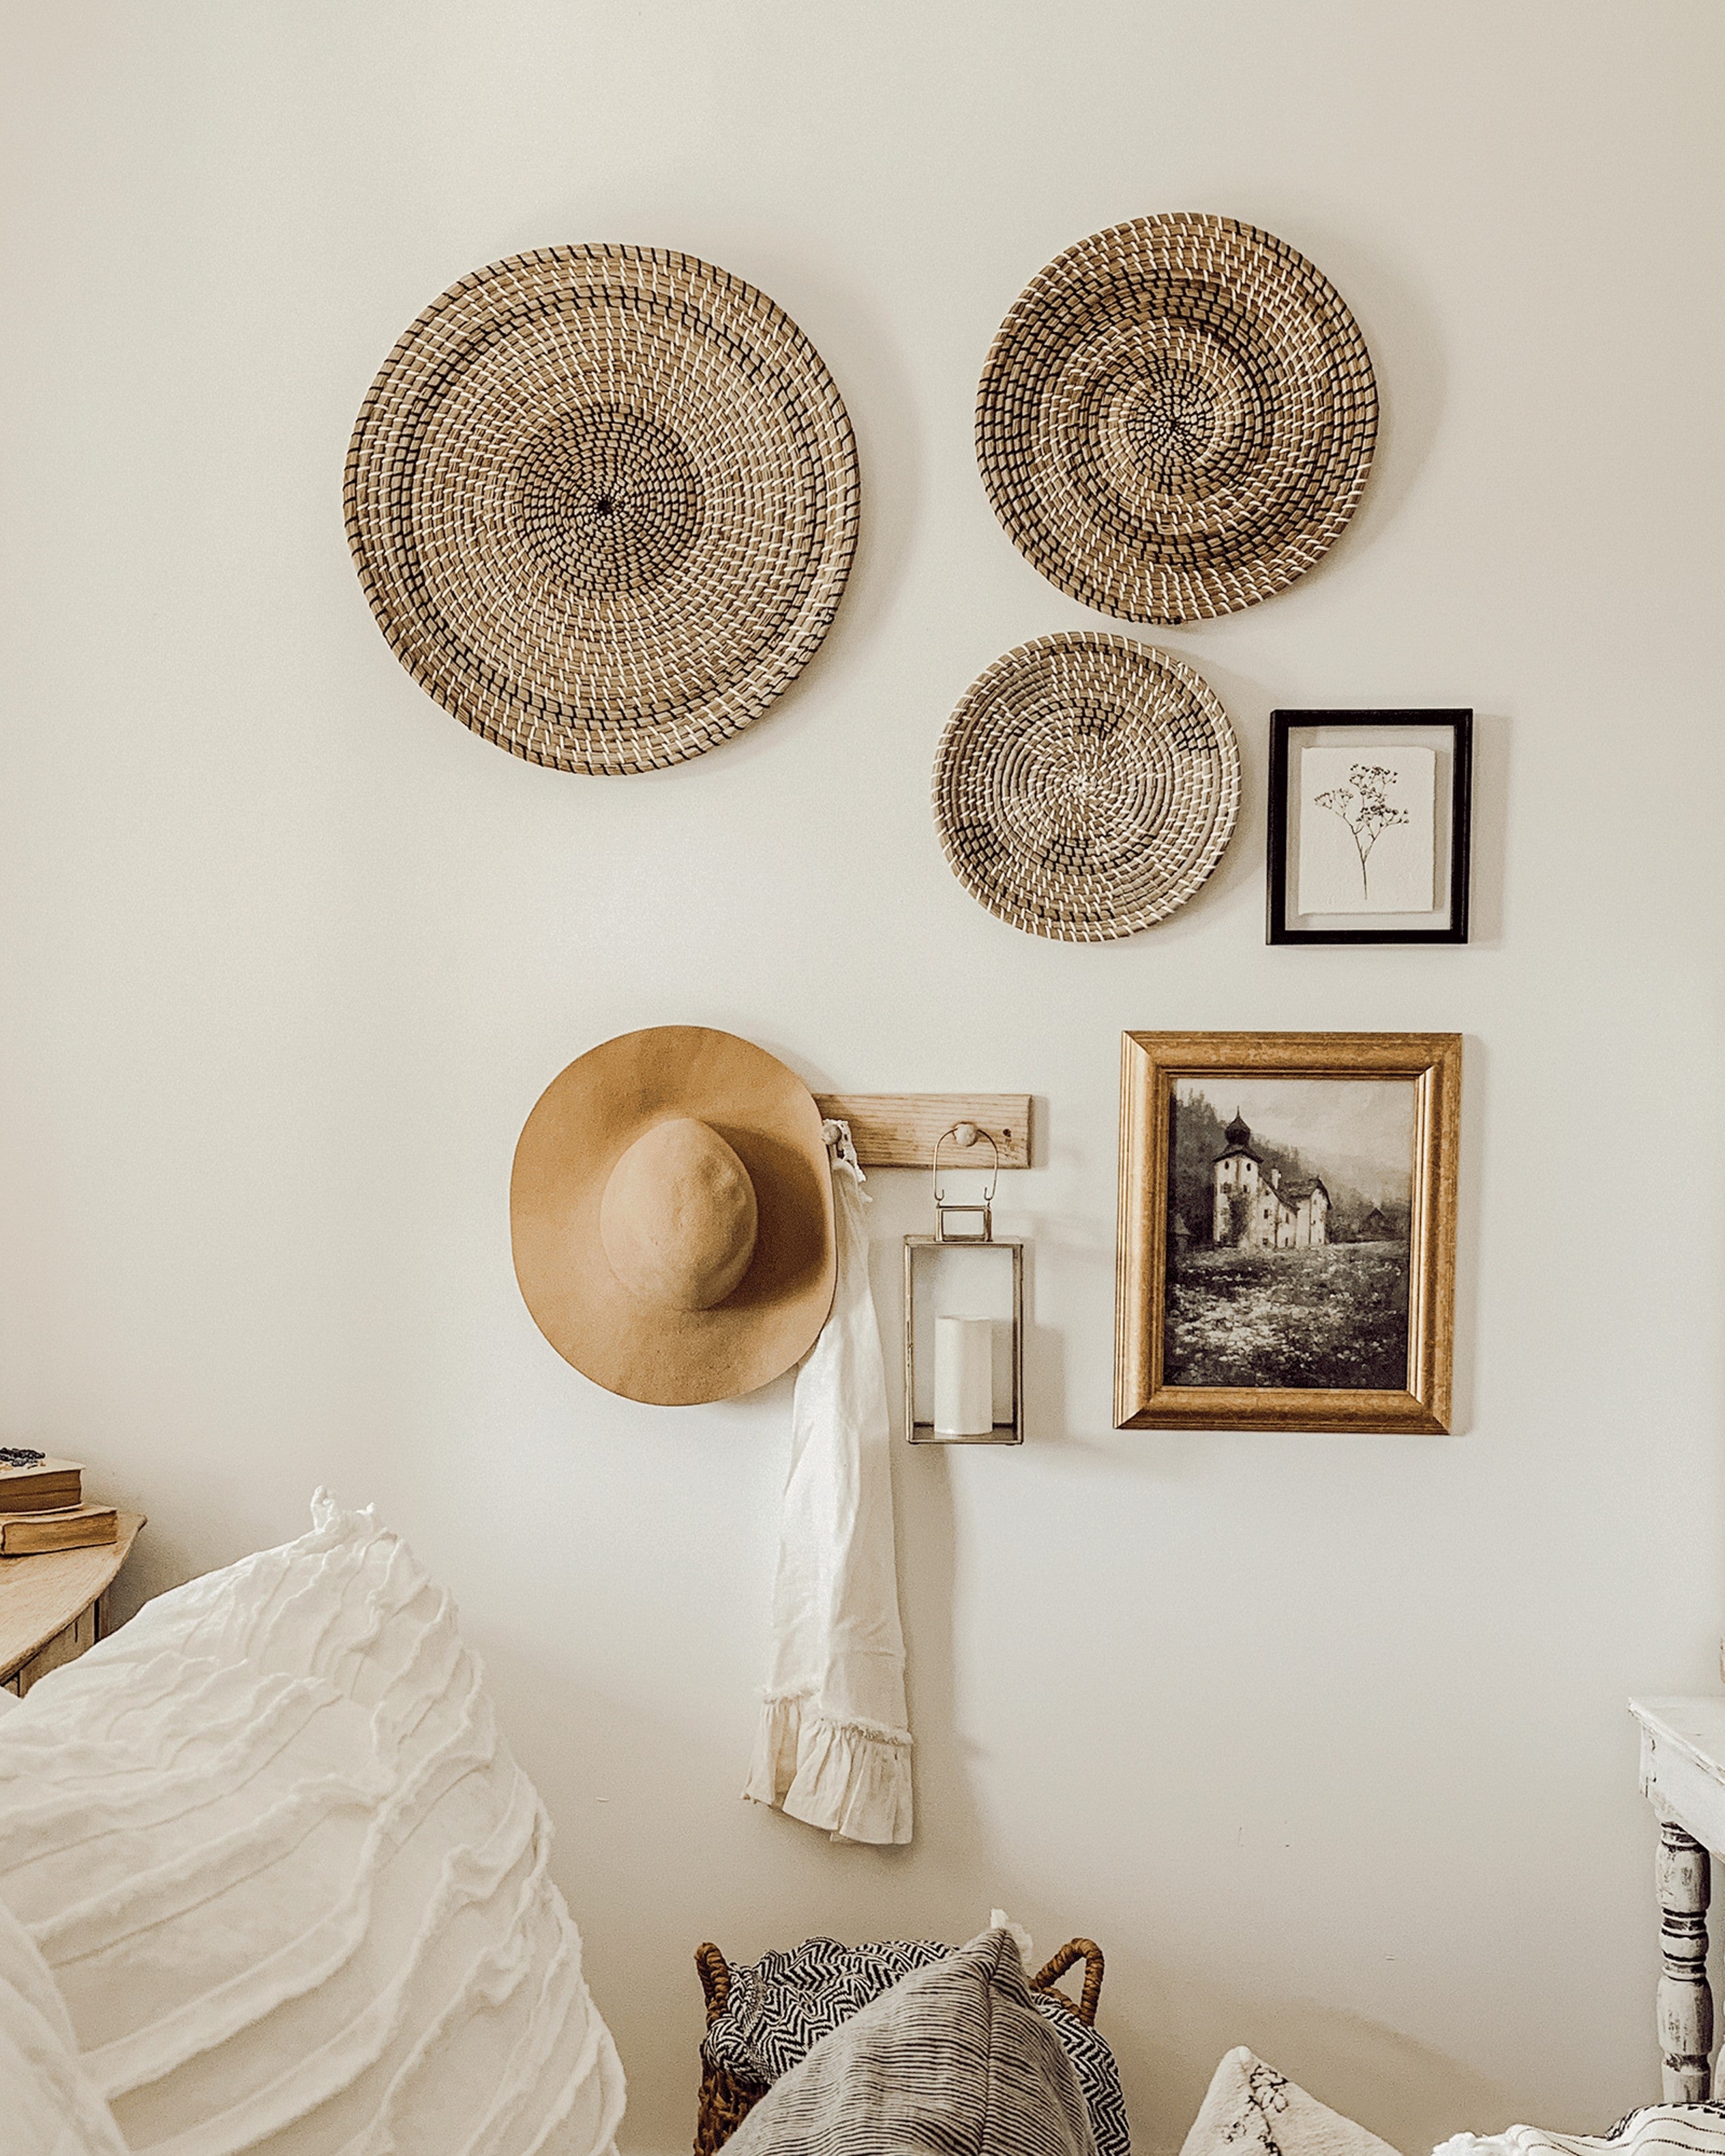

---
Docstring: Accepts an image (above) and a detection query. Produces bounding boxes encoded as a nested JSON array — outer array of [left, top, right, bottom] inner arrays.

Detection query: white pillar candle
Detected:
[[935, 1316, 995, 1438]]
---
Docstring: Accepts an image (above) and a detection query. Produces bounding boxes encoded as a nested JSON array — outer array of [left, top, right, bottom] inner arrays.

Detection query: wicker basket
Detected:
[[693, 1936, 1105, 2154]]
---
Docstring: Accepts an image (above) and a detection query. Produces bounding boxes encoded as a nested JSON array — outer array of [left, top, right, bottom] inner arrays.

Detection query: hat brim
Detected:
[[511, 1027, 836, 1406]]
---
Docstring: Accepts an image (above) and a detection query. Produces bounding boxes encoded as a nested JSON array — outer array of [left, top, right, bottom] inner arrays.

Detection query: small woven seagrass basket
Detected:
[[693, 1936, 1105, 2154]]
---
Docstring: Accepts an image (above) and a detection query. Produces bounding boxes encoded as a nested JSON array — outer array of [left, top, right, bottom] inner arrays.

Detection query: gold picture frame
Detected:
[[1115, 1032, 1462, 1433]]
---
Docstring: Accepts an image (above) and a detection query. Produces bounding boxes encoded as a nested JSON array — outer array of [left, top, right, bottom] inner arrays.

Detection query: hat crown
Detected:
[[598, 1117, 759, 1313]]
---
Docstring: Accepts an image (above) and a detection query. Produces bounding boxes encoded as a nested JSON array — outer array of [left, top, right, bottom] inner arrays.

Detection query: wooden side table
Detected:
[[1629, 1696, 1725, 2100], [0, 1513, 146, 1698]]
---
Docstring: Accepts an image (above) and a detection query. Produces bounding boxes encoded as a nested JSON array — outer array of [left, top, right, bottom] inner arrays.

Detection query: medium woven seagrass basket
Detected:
[[692, 1936, 1105, 2154]]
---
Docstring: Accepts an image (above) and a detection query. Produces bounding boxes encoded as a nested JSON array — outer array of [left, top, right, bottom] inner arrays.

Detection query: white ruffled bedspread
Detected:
[[0, 1493, 625, 2156], [0, 1894, 127, 2155]]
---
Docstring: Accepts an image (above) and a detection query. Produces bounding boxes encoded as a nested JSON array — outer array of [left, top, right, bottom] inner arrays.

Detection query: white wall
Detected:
[[3, 3, 1722, 2148]]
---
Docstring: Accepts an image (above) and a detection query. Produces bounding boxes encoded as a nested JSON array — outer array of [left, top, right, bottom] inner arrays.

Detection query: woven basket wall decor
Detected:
[[933, 633, 1239, 941], [976, 214, 1376, 624], [345, 247, 859, 774]]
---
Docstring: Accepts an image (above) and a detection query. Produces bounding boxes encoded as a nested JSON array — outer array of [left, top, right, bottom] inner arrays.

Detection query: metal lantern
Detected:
[[903, 1124, 1024, 1445]]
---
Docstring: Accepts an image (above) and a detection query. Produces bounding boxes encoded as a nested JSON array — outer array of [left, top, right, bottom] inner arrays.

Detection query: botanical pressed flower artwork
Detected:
[[1296, 744, 1435, 913], [1163, 1076, 1416, 1390]]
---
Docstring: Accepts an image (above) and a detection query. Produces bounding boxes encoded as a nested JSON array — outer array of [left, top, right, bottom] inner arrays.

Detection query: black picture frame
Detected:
[[1267, 710, 1473, 946]]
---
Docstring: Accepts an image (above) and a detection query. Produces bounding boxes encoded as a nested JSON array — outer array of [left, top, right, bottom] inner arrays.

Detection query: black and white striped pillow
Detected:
[[726, 1928, 1096, 2156], [704, 1932, 1128, 2155]]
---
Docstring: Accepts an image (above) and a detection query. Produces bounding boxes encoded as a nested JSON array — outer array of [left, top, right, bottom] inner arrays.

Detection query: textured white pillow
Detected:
[[0, 1896, 128, 2156], [0, 1493, 625, 2156], [1181, 2049, 1403, 2156]]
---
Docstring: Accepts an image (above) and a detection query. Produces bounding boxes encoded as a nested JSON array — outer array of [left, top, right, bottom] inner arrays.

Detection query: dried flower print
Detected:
[[1312, 763, 1410, 900]]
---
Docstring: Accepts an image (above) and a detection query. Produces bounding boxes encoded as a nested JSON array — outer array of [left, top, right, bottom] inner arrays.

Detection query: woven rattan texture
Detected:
[[345, 246, 859, 774], [933, 633, 1239, 941], [976, 213, 1376, 624]]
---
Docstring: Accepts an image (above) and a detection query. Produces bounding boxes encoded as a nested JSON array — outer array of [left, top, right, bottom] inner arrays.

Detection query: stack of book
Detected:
[[0, 1453, 117, 1557]]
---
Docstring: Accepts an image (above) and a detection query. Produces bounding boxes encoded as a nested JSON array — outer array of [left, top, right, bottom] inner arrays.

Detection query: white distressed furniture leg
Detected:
[[1657, 1821, 1713, 2100]]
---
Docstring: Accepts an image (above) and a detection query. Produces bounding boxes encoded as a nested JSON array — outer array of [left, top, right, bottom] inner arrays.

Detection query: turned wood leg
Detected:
[[1658, 1821, 1713, 2100]]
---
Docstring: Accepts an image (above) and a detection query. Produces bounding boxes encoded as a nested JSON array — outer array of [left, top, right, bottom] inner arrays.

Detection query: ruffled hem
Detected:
[[743, 1693, 913, 1846]]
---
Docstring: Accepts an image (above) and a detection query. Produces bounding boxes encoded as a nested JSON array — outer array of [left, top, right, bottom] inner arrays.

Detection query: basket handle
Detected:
[[1030, 1938, 1104, 2025], [695, 1943, 731, 2024]]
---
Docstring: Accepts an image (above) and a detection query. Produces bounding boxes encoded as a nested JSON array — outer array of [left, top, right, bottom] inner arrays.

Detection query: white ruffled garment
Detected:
[[745, 1140, 912, 1844]]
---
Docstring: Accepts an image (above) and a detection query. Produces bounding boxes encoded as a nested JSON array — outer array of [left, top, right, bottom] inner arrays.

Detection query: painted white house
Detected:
[[1211, 1111, 1330, 1250]]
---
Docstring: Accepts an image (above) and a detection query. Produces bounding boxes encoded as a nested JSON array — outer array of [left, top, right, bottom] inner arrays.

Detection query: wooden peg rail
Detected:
[[811, 1094, 1032, 1169]]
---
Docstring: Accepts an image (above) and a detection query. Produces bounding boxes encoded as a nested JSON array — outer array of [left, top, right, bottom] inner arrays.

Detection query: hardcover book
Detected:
[[0, 1458, 82, 1515], [0, 1503, 116, 1556]]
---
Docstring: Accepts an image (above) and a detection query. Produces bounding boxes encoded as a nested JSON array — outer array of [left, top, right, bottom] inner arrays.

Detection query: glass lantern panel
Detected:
[[907, 1241, 1017, 1431]]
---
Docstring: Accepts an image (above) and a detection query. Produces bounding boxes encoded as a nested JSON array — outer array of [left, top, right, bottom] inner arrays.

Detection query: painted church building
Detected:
[[1211, 1112, 1330, 1251]]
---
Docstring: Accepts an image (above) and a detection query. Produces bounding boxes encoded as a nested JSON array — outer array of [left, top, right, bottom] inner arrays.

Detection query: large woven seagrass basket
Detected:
[[692, 1936, 1105, 2154]]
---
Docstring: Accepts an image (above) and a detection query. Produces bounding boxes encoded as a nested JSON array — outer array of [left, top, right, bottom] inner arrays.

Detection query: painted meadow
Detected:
[[1163, 1081, 1415, 1391]]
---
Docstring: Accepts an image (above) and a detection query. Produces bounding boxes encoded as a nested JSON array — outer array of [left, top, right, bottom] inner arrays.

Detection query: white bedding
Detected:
[[1437, 2114, 1725, 2156], [0, 1493, 625, 2156], [0, 1890, 127, 2155]]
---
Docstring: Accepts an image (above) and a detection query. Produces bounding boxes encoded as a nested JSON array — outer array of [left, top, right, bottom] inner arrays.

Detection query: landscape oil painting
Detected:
[[1115, 1033, 1460, 1434], [1162, 1075, 1416, 1390]]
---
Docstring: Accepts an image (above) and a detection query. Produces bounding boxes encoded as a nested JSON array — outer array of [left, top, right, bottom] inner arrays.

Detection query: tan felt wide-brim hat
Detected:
[[511, 1026, 836, 1407]]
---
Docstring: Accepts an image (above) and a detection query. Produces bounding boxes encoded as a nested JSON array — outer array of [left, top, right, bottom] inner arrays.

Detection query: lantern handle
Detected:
[[933, 1123, 1000, 1208]]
